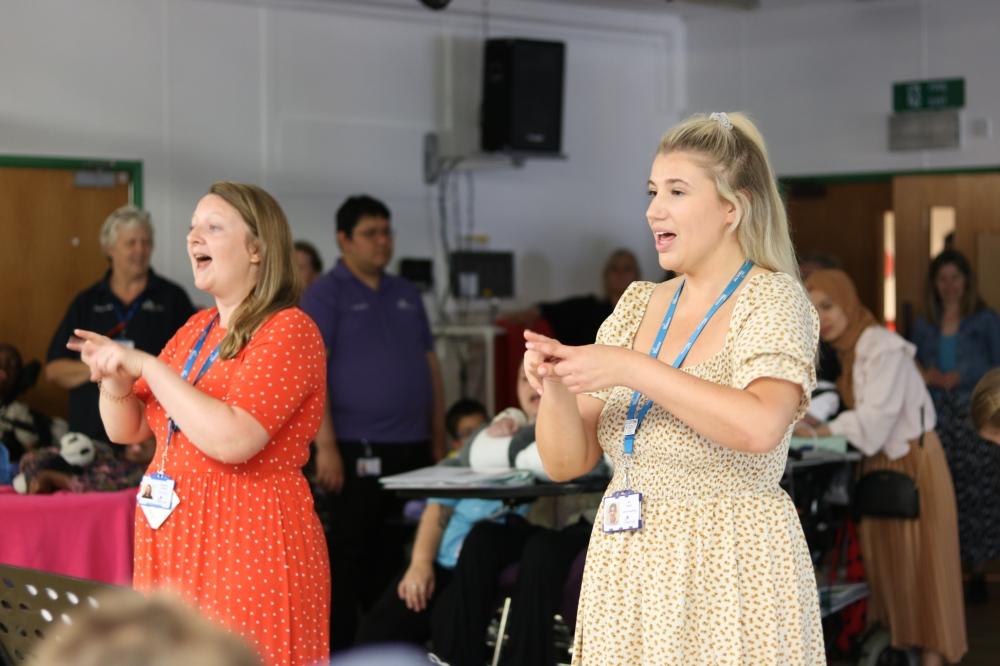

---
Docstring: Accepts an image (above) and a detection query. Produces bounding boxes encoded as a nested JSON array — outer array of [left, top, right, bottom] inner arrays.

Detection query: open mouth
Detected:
[[193, 253, 213, 269], [654, 231, 677, 249]]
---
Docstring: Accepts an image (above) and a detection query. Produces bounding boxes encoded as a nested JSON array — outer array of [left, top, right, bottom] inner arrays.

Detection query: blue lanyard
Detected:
[[105, 293, 148, 339], [113, 296, 145, 328], [158, 314, 221, 473], [622, 260, 753, 456]]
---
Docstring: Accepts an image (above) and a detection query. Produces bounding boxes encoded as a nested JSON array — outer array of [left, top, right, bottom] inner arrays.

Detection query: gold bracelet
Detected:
[[98, 381, 133, 403]]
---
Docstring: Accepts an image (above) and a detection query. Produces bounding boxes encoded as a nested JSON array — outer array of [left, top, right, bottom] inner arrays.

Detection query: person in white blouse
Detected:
[[800, 269, 966, 666]]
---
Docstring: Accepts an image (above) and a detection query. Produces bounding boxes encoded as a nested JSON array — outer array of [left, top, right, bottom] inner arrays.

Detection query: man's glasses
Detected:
[[354, 227, 394, 240]]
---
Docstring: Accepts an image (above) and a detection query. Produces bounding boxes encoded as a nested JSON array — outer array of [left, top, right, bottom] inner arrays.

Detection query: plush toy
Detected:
[[12, 432, 96, 494], [0, 401, 40, 449], [59, 432, 97, 466], [0, 344, 68, 462]]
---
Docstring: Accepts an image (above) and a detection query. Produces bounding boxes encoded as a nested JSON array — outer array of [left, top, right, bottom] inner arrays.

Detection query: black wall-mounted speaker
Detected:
[[481, 38, 565, 154], [418, 0, 451, 9]]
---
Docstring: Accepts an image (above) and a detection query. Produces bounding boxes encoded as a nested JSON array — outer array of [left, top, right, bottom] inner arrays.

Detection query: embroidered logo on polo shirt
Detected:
[[93, 304, 114, 313], [397, 299, 414, 311], [351, 302, 370, 312], [141, 300, 164, 312]]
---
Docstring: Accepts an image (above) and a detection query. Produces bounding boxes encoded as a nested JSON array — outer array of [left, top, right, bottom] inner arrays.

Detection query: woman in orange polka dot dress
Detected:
[[69, 182, 330, 666]]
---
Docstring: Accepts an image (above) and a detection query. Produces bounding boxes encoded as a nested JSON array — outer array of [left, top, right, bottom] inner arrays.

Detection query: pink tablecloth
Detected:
[[0, 486, 135, 585]]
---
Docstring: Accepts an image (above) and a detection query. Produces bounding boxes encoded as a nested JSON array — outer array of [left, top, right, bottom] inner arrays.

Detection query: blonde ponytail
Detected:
[[658, 112, 799, 279]]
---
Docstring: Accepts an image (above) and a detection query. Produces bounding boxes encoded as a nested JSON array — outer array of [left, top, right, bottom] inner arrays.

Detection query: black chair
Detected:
[[487, 546, 589, 666], [0, 564, 130, 665]]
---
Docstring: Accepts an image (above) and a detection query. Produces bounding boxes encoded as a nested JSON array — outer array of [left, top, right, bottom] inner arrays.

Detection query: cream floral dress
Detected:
[[573, 272, 825, 665]]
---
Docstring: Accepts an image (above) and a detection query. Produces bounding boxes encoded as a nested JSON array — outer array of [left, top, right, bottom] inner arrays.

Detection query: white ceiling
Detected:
[[518, 0, 873, 20]]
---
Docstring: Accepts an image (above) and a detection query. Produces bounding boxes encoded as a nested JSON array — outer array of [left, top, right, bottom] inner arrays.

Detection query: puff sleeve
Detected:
[[730, 273, 819, 420]]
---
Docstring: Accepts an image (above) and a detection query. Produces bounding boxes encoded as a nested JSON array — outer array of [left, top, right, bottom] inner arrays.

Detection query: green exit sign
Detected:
[[893, 78, 965, 112]]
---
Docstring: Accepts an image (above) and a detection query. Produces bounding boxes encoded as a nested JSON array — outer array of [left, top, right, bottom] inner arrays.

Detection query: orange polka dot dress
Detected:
[[132, 307, 330, 666]]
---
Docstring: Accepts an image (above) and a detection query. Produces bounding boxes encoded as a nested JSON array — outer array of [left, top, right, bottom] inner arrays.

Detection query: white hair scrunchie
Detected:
[[709, 112, 733, 131]]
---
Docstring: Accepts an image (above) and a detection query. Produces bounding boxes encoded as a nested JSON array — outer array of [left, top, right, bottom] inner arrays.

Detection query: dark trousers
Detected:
[[356, 563, 454, 647], [502, 522, 591, 666], [430, 518, 538, 666], [316, 440, 432, 653], [430, 519, 592, 666]]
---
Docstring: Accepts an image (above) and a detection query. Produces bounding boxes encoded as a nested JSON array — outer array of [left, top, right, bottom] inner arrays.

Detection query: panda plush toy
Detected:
[[58, 432, 97, 467], [11, 432, 96, 494]]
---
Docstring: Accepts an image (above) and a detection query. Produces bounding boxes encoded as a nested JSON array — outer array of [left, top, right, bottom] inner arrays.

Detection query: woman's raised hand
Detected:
[[67, 329, 146, 384], [523, 329, 561, 395], [524, 329, 627, 395]]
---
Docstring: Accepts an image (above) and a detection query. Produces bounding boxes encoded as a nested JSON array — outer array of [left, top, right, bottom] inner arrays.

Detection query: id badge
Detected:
[[137, 473, 175, 510], [356, 457, 382, 478], [602, 489, 643, 533], [139, 491, 181, 530]]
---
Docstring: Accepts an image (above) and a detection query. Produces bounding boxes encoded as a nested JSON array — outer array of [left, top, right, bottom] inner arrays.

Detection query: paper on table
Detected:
[[380, 465, 534, 488], [789, 435, 848, 454]]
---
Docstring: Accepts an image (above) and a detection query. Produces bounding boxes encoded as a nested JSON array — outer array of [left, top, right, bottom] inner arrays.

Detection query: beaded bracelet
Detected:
[[98, 381, 133, 403]]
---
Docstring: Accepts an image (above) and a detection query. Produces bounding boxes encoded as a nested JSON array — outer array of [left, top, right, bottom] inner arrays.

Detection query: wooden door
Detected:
[[892, 173, 1000, 334], [978, 233, 1000, 312], [786, 180, 891, 315], [0, 166, 131, 420], [955, 174, 1000, 313]]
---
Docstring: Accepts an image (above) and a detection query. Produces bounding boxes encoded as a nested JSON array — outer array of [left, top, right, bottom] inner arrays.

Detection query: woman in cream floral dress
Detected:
[[525, 113, 824, 665]]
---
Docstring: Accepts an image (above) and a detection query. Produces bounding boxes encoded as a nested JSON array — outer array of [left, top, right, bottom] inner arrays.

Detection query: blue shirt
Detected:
[[912, 308, 1000, 396], [0, 443, 12, 485], [300, 260, 434, 443], [428, 497, 528, 568], [937, 334, 958, 373]]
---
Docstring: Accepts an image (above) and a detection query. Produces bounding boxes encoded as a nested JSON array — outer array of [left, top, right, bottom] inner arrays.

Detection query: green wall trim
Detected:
[[780, 164, 1000, 186], [0, 154, 144, 208]]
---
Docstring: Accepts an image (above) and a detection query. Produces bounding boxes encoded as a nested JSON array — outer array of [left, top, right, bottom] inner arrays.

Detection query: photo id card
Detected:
[[137, 473, 175, 510], [139, 491, 181, 530], [356, 456, 382, 478], [602, 489, 643, 533]]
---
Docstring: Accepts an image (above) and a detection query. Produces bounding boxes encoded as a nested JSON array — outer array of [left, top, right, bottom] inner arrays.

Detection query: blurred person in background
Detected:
[[294, 240, 324, 289], [912, 249, 1000, 603], [46, 206, 195, 445], [503, 248, 641, 346], [28, 590, 262, 666]]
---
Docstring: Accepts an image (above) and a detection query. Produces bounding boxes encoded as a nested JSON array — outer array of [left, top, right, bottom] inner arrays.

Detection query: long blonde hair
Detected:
[[208, 181, 299, 359], [658, 112, 798, 279]]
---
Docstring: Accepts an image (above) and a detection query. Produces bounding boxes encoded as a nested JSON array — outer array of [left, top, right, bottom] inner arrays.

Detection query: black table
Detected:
[[387, 476, 610, 501]]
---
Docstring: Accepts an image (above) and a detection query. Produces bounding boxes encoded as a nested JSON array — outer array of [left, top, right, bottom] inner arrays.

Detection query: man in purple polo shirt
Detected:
[[301, 194, 446, 653]]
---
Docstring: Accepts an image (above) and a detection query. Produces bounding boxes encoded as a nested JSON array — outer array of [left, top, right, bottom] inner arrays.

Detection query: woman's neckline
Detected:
[[633, 271, 772, 373]]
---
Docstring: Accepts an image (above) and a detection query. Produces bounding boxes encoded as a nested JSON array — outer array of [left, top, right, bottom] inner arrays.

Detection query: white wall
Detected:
[[685, 0, 1000, 177], [0, 0, 684, 311]]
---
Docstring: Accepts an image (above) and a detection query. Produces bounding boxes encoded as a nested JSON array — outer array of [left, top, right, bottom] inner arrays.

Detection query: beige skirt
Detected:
[[858, 430, 967, 663]]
